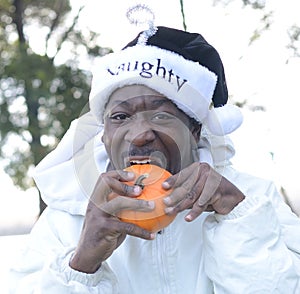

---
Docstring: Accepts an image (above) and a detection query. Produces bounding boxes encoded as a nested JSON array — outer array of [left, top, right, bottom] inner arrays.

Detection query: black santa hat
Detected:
[[89, 25, 243, 135], [124, 26, 228, 108]]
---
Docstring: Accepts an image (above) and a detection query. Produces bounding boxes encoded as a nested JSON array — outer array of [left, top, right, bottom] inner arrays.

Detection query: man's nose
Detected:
[[124, 118, 156, 146]]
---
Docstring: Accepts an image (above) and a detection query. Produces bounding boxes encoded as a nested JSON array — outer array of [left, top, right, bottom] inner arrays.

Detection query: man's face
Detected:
[[102, 85, 201, 174]]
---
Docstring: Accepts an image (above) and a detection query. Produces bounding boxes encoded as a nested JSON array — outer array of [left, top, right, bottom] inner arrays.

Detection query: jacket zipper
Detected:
[[156, 229, 171, 294]]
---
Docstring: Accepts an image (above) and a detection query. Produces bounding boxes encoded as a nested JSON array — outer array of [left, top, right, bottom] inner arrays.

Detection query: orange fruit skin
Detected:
[[118, 164, 176, 233]]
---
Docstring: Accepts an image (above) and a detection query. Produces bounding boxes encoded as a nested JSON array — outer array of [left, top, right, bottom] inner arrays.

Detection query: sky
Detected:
[[1, 0, 300, 227]]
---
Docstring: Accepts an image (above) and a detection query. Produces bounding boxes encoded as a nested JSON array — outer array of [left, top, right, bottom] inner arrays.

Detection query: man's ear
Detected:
[[191, 123, 202, 142]]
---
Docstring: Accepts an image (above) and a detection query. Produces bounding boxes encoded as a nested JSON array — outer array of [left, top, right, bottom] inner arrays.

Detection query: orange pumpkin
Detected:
[[118, 164, 176, 232]]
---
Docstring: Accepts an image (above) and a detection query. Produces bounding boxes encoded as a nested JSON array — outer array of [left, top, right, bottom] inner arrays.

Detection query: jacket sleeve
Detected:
[[203, 180, 300, 294], [9, 208, 118, 294]]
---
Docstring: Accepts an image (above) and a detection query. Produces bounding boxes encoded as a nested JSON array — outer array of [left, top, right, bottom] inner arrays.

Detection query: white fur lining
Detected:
[[88, 45, 243, 135]]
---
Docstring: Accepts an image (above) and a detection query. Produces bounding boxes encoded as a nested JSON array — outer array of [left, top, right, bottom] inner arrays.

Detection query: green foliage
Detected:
[[0, 0, 111, 194], [211, 0, 299, 59], [241, 0, 265, 9], [287, 25, 300, 59], [212, 0, 265, 9], [248, 11, 273, 45]]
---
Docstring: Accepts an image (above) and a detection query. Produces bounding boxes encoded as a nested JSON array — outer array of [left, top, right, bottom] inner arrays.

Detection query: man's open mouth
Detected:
[[127, 157, 161, 167], [124, 153, 167, 170], [130, 159, 152, 165]]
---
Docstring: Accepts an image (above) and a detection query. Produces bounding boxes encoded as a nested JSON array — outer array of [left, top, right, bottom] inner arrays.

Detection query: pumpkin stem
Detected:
[[134, 173, 149, 189]]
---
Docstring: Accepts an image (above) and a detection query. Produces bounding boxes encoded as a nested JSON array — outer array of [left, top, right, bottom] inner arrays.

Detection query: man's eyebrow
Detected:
[[109, 100, 131, 108], [151, 99, 171, 107], [109, 96, 171, 109]]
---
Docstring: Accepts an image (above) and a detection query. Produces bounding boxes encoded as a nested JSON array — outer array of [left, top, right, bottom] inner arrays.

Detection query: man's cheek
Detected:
[[102, 133, 108, 144], [102, 133, 114, 155]]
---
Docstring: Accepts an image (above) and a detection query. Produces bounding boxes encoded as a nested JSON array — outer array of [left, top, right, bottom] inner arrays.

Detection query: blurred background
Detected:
[[1, 0, 300, 291]]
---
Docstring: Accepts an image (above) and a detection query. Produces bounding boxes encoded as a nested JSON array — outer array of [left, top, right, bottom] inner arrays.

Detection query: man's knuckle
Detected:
[[122, 183, 130, 196], [135, 199, 148, 210], [187, 189, 198, 201], [124, 223, 135, 235], [196, 199, 207, 209], [198, 162, 211, 176], [181, 182, 190, 193], [99, 172, 108, 181], [200, 162, 210, 169]]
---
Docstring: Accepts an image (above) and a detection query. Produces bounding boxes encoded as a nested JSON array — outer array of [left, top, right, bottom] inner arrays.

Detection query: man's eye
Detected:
[[152, 113, 173, 121], [110, 113, 130, 121]]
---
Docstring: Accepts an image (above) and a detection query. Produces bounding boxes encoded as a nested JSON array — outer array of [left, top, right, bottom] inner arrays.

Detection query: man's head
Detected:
[[102, 85, 201, 174], [88, 26, 243, 172]]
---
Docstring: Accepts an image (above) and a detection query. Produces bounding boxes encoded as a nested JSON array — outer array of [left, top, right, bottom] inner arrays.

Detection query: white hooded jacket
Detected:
[[9, 112, 300, 293]]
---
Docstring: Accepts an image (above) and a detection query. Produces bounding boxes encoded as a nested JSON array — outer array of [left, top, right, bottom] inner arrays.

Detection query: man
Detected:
[[10, 26, 300, 293]]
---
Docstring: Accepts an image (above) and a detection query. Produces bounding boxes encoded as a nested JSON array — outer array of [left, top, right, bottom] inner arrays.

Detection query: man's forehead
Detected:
[[109, 85, 164, 99], [105, 85, 176, 110]]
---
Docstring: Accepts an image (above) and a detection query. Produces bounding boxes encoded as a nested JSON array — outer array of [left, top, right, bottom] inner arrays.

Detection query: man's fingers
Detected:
[[99, 170, 136, 183], [198, 168, 223, 206], [100, 196, 155, 216], [163, 163, 212, 212], [162, 162, 200, 190], [163, 185, 190, 207], [91, 170, 141, 204], [118, 221, 155, 240], [163, 164, 201, 206], [184, 203, 207, 222], [165, 185, 202, 215], [103, 170, 140, 196]]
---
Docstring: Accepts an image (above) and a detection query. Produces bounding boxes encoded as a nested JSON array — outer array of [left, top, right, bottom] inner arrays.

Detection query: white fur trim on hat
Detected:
[[204, 104, 244, 136], [89, 44, 242, 135]]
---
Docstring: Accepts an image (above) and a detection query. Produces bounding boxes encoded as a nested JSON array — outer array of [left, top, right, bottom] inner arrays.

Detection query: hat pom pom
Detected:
[[205, 104, 243, 136]]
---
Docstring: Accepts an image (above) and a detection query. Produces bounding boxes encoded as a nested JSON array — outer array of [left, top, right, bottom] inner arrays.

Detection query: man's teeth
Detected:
[[130, 160, 151, 165]]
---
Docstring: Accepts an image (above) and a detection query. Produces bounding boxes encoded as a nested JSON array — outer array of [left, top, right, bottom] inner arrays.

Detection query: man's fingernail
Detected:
[[133, 186, 141, 195], [165, 207, 174, 214], [127, 172, 135, 178], [185, 214, 192, 222], [147, 201, 155, 209], [162, 181, 170, 189], [163, 197, 171, 205]]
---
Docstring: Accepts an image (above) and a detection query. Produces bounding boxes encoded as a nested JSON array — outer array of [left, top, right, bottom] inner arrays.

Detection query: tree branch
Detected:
[[45, 0, 66, 52], [52, 5, 84, 60], [13, 0, 26, 44], [179, 0, 187, 31]]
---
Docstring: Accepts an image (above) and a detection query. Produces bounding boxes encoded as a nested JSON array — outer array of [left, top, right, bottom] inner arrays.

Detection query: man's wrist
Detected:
[[69, 251, 102, 274]]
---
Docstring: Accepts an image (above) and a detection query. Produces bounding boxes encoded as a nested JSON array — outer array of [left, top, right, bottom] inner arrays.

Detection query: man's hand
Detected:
[[162, 162, 245, 221], [70, 170, 155, 273]]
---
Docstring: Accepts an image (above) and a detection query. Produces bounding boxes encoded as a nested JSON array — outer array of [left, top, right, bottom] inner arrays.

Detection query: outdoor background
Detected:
[[1, 0, 300, 292]]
